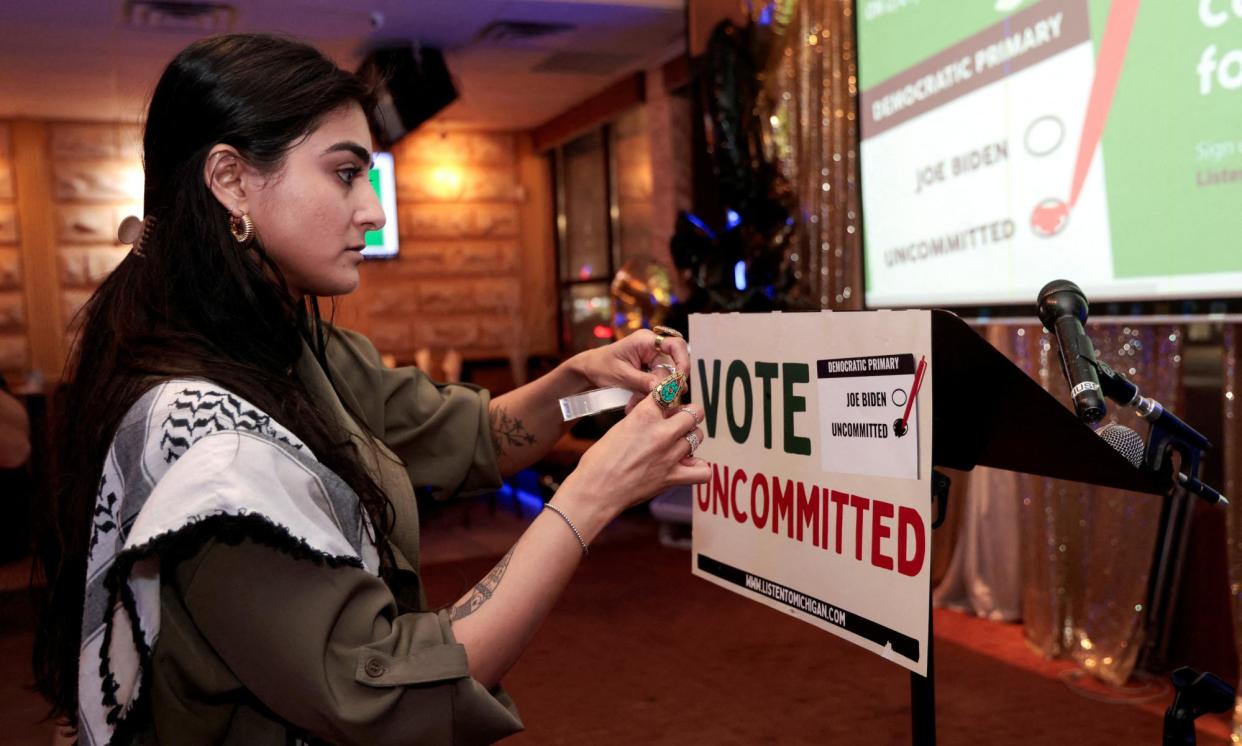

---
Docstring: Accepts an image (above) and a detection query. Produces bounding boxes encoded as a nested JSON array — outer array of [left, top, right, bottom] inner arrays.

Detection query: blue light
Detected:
[[513, 489, 545, 513], [758, 4, 774, 25], [685, 212, 716, 238], [734, 261, 747, 291], [726, 209, 741, 229], [498, 482, 545, 514]]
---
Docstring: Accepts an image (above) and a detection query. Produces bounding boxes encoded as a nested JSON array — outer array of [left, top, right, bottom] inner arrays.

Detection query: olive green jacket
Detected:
[[135, 328, 522, 744]]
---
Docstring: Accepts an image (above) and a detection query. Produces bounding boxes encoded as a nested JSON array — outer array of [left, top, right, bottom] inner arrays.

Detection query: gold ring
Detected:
[[653, 325, 683, 340], [654, 335, 664, 352], [652, 369, 687, 409]]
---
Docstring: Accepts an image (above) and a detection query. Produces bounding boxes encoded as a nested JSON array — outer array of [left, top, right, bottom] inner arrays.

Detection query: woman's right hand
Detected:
[[553, 396, 710, 539]]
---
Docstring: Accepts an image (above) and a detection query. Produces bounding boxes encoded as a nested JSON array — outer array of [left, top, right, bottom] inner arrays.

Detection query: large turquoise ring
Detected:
[[652, 369, 687, 409]]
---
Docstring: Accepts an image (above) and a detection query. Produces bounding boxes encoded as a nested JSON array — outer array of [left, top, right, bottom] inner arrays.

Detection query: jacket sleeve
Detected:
[[324, 326, 503, 500], [173, 537, 523, 746]]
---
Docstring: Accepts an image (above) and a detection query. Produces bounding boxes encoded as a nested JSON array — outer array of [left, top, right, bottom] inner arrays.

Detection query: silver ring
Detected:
[[684, 431, 700, 456], [675, 407, 699, 426]]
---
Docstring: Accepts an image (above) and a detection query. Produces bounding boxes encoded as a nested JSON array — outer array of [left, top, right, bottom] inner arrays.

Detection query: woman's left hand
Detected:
[[574, 328, 691, 397]]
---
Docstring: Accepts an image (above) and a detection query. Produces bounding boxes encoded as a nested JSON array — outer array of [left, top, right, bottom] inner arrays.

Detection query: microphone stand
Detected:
[[1033, 284, 1231, 734], [1087, 345, 1227, 674], [1088, 358, 1225, 505], [1163, 667, 1234, 745]]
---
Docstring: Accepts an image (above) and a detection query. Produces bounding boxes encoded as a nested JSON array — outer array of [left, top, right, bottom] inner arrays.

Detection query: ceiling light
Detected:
[[124, 1, 236, 33]]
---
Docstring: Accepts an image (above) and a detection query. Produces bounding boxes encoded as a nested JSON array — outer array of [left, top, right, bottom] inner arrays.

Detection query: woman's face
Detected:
[[247, 103, 385, 298]]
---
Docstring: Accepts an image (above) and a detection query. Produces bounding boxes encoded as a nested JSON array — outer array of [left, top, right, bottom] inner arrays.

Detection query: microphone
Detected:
[[1097, 424, 1228, 506], [1097, 422, 1144, 467], [1037, 280, 1106, 424], [1092, 358, 1211, 454]]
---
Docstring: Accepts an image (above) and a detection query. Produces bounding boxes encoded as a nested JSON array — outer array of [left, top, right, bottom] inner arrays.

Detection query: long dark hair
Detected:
[[33, 33, 396, 724]]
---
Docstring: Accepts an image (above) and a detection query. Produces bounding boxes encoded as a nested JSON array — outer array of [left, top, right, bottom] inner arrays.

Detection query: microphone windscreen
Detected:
[[1098, 423, 1144, 468]]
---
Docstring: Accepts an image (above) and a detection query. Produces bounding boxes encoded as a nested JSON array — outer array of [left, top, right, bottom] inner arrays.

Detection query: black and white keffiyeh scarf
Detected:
[[77, 380, 380, 746]]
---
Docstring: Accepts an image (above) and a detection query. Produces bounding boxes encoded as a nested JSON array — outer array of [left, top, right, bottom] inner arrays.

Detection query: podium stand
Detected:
[[914, 310, 1166, 744]]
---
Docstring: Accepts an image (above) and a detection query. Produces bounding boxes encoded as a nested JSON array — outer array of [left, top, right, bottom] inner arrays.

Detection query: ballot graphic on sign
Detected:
[[690, 310, 934, 676], [817, 354, 921, 481]]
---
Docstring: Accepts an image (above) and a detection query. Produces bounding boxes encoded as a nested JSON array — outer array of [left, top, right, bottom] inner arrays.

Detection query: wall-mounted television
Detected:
[[363, 151, 399, 259], [857, 1, 1242, 308]]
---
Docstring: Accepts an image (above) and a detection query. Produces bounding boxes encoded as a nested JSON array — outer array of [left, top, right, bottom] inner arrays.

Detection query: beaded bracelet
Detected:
[[543, 503, 589, 556]]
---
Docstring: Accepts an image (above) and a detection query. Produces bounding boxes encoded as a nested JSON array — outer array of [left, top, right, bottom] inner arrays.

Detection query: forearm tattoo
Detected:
[[490, 405, 535, 460], [451, 548, 515, 621]]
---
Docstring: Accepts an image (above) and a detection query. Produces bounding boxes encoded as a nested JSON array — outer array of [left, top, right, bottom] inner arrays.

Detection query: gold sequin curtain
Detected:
[[755, 0, 862, 310], [1009, 323, 1183, 685], [749, 0, 1189, 687], [1222, 325, 1242, 740]]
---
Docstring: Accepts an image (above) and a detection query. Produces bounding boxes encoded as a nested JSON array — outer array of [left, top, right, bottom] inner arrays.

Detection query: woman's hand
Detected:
[[553, 396, 710, 538], [572, 328, 691, 396]]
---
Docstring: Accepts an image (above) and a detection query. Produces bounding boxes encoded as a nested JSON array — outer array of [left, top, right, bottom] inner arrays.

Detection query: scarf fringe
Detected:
[[96, 512, 364, 744]]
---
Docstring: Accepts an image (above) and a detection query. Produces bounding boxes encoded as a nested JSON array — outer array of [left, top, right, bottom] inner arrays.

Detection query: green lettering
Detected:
[[697, 359, 722, 438], [726, 360, 753, 444], [754, 362, 778, 449], [782, 362, 811, 456]]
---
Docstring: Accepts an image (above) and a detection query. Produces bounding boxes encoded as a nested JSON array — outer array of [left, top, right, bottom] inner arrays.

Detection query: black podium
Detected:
[[914, 310, 1167, 744]]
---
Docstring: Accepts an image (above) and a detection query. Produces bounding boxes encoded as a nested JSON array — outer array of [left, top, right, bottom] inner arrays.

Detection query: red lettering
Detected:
[[730, 469, 749, 523], [831, 490, 850, 554], [820, 487, 831, 550], [898, 506, 926, 577], [700, 466, 924, 578], [870, 499, 894, 570], [797, 483, 820, 546], [710, 464, 731, 519], [850, 494, 871, 562], [772, 476, 795, 537], [751, 472, 770, 529]]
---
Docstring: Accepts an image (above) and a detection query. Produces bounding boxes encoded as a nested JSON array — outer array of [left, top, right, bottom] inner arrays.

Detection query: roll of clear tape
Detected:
[[559, 386, 634, 421]]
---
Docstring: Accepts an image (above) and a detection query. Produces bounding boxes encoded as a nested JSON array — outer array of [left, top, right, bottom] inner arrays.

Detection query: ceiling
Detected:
[[0, 0, 685, 129]]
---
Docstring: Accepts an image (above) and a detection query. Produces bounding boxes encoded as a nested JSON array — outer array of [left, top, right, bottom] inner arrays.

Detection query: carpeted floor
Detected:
[[420, 537, 1231, 745], [1, 521, 1230, 744]]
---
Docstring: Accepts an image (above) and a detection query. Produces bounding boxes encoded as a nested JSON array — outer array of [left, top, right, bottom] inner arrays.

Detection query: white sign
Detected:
[[690, 310, 933, 675], [818, 353, 924, 481]]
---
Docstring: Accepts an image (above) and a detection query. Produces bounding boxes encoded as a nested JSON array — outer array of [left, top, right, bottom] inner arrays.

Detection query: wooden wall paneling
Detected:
[[516, 133, 558, 359], [399, 202, 521, 241], [0, 248, 21, 289], [53, 160, 143, 203], [12, 121, 62, 382], [0, 123, 24, 373], [329, 129, 553, 370], [59, 246, 128, 288], [0, 205, 17, 244], [396, 165, 521, 203], [396, 131, 517, 168], [530, 74, 646, 154]]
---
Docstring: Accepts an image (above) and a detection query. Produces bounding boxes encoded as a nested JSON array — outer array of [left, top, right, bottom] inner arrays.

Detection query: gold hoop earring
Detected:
[[229, 212, 254, 244]]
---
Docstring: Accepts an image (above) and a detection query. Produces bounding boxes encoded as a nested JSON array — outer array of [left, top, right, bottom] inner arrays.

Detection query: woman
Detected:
[[33, 34, 708, 745]]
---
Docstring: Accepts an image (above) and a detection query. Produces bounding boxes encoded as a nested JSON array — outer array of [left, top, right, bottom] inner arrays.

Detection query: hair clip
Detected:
[[117, 214, 156, 257]]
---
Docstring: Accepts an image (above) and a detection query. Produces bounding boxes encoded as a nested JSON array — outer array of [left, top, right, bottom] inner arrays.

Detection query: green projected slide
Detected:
[[857, 0, 1242, 306]]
